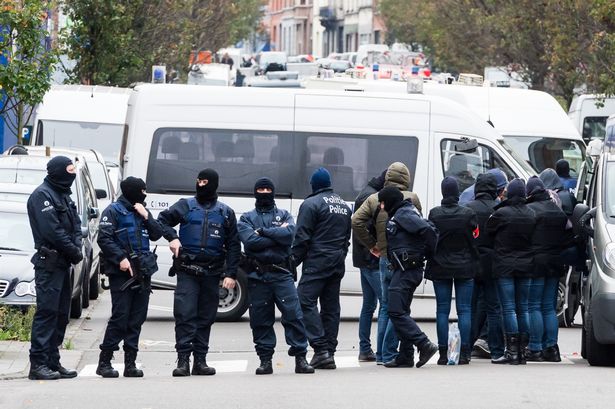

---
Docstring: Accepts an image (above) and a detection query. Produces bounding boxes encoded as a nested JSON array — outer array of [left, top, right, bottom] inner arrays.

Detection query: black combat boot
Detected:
[[96, 350, 119, 378], [542, 344, 561, 362], [172, 353, 191, 377], [518, 333, 529, 365], [29, 363, 61, 380], [255, 360, 273, 375], [49, 361, 78, 379], [437, 346, 448, 365], [309, 351, 335, 369], [123, 349, 144, 377], [192, 354, 216, 375], [492, 334, 520, 365], [458, 345, 471, 365], [416, 341, 438, 368], [295, 354, 315, 374]]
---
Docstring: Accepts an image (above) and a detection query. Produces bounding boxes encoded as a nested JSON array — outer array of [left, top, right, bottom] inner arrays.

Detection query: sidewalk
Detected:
[[0, 295, 104, 380]]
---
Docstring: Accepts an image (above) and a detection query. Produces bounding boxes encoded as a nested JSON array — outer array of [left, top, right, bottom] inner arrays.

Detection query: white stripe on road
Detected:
[[148, 305, 173, 312], [331, 356, 361, 368]]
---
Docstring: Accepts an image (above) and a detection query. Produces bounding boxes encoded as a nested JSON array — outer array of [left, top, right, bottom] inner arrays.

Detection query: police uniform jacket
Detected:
[[157, 196, 240, 279], [486, 196, 536, 278], [27, 180, 82, 271], [97, 196, 164, 276], [426, 197, 478, 280], [238, 205, 295, 281], [386, 201, 438, 269], [292, 188, 351, 277], [526, 190, 568, 278]]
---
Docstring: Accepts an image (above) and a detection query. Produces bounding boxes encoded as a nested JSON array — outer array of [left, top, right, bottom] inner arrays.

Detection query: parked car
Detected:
[[575, 150, 615, 366], [0, 155, 101, 317]]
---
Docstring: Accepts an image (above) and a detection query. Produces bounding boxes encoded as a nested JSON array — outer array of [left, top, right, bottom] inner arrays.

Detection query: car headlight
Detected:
[[605, 243, 615, 272], [14, 280, 36, 297]]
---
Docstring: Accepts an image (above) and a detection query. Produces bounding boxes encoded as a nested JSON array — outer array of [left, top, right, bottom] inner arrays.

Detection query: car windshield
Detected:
[[607, 163, 615, 220], [0, 212, 34, 252], [40, 120, 124, 166], [503, 136, 586, 174], [583, 116, 607, 141]]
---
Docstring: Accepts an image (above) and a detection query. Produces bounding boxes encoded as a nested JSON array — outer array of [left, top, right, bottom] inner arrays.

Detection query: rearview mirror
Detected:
[[454, 138, 478, 153], [95, 189, 107, 200], [88, 207, 99, 220]]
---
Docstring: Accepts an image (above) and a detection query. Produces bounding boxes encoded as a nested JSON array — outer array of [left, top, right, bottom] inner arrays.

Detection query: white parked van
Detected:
[[30, 85, 132, 192], [568, 94, 615, 143], [121, 84, 534, 320]]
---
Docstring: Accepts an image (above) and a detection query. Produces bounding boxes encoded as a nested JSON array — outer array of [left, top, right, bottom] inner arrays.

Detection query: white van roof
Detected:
[[35, 85, 132, 124], [129, 83, 504, 141]]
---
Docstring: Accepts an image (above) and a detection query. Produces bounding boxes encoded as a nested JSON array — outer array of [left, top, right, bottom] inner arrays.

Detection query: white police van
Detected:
[[121, 84, 535, 321]]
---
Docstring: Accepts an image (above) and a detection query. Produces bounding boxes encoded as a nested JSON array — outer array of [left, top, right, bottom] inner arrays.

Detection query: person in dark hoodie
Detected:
[[427, 177, 479, 365], [464, 173, 505, 362], [238, 177, 314, 375], [555, 159, 577, 192], [352, 169, 386, 362], [539, 168, 577, 220], [486, 178, 536, 365], [293, 168, 352, 370], [525, 177, 568, 362], [158, 168, 241, 377], [96, 177, 164, 378], [27, 156, 83, 380], [379, 187, 439, 368]]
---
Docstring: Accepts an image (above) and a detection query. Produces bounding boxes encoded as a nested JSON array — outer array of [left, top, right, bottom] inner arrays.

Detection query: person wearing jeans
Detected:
[[525, 176, 567, 362], [379, 256, 400, 364], [487, 178, 536, 365], [426, 177, 479, 364]]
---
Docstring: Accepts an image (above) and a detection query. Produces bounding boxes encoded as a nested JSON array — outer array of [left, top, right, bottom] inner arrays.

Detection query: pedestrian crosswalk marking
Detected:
[[78, 363, 142, 377], [331, 356, 360, 368]]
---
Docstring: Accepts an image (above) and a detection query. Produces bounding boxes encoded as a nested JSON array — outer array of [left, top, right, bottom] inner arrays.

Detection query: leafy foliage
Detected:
[[0, 306, 35, 342]]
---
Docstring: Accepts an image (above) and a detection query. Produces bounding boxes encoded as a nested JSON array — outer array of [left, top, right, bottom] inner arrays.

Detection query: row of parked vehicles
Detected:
[[1, 79, 615, 365]]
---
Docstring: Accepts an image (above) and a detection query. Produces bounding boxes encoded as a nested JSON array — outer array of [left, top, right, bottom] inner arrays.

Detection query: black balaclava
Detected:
[[555, 159, 570, 178], [441, 176, 460, 203], [369, 169, 387, 191], [525, 176, 546, 197], [45, 156, 76, 194], [254, 177, 275, 210], [196, 168, 219, 204], [120, 177, 147, 205], [506, 178, 526, 200], [378, 186, 404, 214]]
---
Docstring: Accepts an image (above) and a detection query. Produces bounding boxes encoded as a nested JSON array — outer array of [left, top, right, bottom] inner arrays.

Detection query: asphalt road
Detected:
[[0, 289, 610, 409]]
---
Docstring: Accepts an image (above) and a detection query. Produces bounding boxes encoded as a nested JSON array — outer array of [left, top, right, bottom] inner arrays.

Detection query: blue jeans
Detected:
[[528, 276, 559, 351], [359, 268, 383, 355], [378, 257, 399, 362], [497, 277, 530, 335], [471, 277, 505, 358], [433, 279, 474, 349]]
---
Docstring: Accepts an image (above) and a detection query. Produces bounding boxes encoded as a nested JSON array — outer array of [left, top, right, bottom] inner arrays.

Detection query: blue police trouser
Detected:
[[174, 273, 219, 356], [29, 267, 71, 367], [388, 268, 429, 360], [297, 273, 342, 355], [248, 275, 308, 360], [100, 274, 151, 352]]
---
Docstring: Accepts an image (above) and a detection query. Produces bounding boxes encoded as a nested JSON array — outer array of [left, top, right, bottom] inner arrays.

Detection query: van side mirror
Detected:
[[88, 207, 100, 220], [95, 189, 108, 200]]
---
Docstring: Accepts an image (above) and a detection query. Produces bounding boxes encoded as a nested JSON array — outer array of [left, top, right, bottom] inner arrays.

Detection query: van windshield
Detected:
[[40, 120, 124, 166], [607, 163, 615, 220], [503, 136, 585, 175]]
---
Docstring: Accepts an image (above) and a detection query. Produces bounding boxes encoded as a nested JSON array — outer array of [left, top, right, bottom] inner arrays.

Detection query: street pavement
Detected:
[[0, 288, 612, 409]]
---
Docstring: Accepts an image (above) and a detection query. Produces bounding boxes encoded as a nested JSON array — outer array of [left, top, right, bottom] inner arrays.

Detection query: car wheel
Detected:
[[70, 285, 83, 319], [557, 281, 571, 327], [581, 305, 587, 359], [89, 262, 100, 300], [585, 303, 615, 366], [216, 269, 249, 322], [81, 267, 90, 309]]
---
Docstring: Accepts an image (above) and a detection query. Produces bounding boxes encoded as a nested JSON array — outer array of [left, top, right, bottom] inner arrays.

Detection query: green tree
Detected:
[[0, 0, 58, 143], [585, 0, 615, 98]]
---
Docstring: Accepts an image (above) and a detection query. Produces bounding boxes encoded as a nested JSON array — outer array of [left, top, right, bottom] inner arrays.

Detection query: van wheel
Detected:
[[556, 281, 571, 327], [585, 304, 615, 366], [70, 282, 83, 320], [216, 269, 249, 322], [89, 263, 100, 300]]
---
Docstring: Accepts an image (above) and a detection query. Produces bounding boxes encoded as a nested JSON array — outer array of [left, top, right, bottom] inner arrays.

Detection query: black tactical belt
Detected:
[[255, 263, 290, 274], [391, 251, 424, 271], [178, 263, 220, 277]]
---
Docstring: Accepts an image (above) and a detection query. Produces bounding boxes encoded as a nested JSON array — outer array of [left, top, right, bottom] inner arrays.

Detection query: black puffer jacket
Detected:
[[426, 197, 478, 280], [486, 197, 536, 278], [526, 190, 568, 278], [352, 175, 383, 269], [463, 174, 499, 280]]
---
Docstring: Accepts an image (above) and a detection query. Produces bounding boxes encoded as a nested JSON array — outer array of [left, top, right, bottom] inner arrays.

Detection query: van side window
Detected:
[[147, 128, 290, 195], [440, 139, 516, 192], [296, 133, 419, 201]]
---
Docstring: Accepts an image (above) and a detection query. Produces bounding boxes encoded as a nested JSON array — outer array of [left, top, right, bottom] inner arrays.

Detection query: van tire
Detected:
[[216, 269, 249, 322], [585, 304, 615, 366]]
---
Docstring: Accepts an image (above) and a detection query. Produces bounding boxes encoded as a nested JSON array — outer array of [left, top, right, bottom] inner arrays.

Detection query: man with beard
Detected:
[[96, 177, 164, 378], [158, 169, 240, 377], [238, 177, 314, 375], [27, 156, 83, 380]]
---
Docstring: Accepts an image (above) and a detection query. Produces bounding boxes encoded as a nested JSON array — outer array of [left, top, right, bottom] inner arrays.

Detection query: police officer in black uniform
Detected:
[[378, 186, 439, 368], [96, 177, 164, 378], [27, 156, 82, 380], [293, 168, 351, 370], [158, 169, 240, 377], [238, 177, 314, 375]]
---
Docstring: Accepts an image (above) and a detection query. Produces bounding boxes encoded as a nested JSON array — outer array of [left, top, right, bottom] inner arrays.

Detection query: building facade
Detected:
[[265, 0, 314, 55]]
